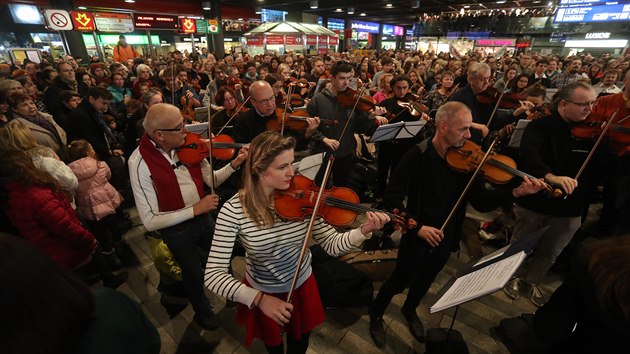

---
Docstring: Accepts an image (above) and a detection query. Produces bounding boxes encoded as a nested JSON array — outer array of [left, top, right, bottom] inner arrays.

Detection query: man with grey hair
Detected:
[[369, 101, 545, 348], [128, 103, 247, 330]]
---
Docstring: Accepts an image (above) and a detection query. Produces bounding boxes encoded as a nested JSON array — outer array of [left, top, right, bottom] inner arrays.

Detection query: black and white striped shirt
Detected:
[[204, 194, 368, 307]]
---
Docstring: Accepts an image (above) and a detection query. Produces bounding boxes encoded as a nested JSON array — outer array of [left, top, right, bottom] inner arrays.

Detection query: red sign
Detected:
[[246, 36, 263, 46], [285, 35, 303, 45], [70, 11, 95, 31], [306, 35, 317, 45], [318, 35, 328, 45], [318, 48, 328, 55], [179, 18, 196, 34], [266, 35, 284, 45], [329, 36, 339, 45]]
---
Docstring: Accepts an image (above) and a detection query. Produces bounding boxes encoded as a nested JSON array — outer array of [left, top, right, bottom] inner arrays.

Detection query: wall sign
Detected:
[[246, 36, 263, 46], [94, 12, 134, 33], [585, 32, 611, 39], [285, 35, 303, 45], [70, 11, 95, 32], [476, 39, 516, 47], [179, 18, 196, 34], [306, 35, 317, 45], [350, 20, 380, 34], [554, 4, 630, 23], [134, 13, 178, 30], [44, 9, 73, 31], [266, 35, 284, 45]]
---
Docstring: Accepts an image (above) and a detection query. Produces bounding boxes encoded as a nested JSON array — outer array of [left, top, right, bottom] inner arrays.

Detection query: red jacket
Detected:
[[2, 182, 96, 269]]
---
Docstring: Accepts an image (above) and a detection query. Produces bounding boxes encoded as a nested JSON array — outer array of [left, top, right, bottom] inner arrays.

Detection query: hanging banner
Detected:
[[306, 35, 317, 45], [285, 35, 303, 45], [94, 12, 134, 33], [266, 35, 285, 45], [246, 36, 263, 46], [44, 9, 73, 31], [179, 18, 196, 34]]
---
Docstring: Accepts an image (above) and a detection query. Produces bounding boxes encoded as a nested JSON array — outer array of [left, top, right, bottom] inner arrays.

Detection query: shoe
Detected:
[[103, 250, 122, 271], [194, 308, 221, 330], [369, 308, 386, 348], [400, 305, 425, 343], [503, 278, 523, 300], [103, 271, 128, 289], [528, 283, 546, 307]]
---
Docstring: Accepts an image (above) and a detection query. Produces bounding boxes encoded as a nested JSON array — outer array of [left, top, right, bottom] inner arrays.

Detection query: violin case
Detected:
[[339, 249, 398, 281]]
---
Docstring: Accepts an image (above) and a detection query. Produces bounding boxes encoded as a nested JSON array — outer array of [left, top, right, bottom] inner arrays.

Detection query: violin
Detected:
[[277, 92, 307, 108], [180, 94, 195, 123], [275, 175, 417, 230], [267, 108, 338, 132], [336, 87, 377, 112], [177, 132, 248, 164], [475, 87, 525, 110], [525, 103, 551, 121], [572, 112, 630, 146], [445, 140, 563, 197]]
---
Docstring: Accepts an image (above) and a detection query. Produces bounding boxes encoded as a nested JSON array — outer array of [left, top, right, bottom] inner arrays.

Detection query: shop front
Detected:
[[244, 22, 338, 56], [381, 24, 404, 50], [474, 38, 517, 56], [563, 32, 628, 56]]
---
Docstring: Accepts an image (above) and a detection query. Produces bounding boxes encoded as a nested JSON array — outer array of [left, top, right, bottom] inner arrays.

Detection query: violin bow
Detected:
[[441, 138, 498, 232], [484, 90, 504, 130], [572, 109, 618, 185], [206, 102, 216, 193], [281, 80, 295, 136], [216, 96, 251, 136]]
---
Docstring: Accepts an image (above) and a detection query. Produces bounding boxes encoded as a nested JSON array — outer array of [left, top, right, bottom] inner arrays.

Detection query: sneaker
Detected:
[[528, 283, 546, 307], [369, 308, 386, 348], [193, 308, 221, 330], [400, 305, 425, 343], [503, 277, 523, 300]]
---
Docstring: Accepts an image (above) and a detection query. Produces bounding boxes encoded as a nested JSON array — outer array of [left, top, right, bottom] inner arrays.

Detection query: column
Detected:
[[204, 0, 224, 59]]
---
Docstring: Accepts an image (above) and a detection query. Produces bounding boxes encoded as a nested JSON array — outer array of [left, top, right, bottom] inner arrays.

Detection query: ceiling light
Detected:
[[411, 0, 420, 8], [386, 3, 393, 7], [310, 0, 318, 9], [463, 5, 470, 8], [78, 6, 87, 9], [547, 1, 553, 5], [348, 7, 354, 14], [335, 8, 343, 12], [496, 0, 506, 3], [202, 1, 211, 10], [255, 7, 262, 14], [360, 13, 366, 16], [124, 0, 135, 3]]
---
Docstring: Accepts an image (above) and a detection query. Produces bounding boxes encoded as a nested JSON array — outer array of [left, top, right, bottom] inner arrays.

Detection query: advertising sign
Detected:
[[350, 20, 380, 34], [134, 13, 178, 30], [70, 11, 95, 31], [246, 36, 263, 46], [94, 12, 134, 33], [318, 35, 328, 45], [306, 35, 317, 45], [208, 19, 220, 34], [266, 35, 284, 45], [285, 35, 303, 45], [329, 36, 339, 45]]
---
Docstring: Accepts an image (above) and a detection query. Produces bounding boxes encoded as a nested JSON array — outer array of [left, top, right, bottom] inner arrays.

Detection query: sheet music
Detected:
[[430, 252, 526, 313], [508, 119, 532, 149], [369, 122, 404, 143], [185, 123, 209, 137], [474, 244, 509, 267], [397, 120, 427, 139]]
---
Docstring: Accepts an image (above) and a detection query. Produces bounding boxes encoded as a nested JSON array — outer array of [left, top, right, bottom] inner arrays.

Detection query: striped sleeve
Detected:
[[312, 218, 367, 257]]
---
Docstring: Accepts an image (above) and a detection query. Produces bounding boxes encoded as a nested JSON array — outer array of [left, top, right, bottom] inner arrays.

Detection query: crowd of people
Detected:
[[1, 39, 629, 353]]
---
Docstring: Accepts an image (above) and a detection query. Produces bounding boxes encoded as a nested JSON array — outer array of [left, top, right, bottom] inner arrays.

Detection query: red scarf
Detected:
[[139, 133, 205, 212]]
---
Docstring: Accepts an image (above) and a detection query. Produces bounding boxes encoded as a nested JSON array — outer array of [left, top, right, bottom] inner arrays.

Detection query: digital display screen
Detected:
[[554, 4, 630, 22]]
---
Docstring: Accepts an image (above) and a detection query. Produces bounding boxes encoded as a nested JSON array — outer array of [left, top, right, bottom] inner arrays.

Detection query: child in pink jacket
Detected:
[[68, 139, 124, 269]]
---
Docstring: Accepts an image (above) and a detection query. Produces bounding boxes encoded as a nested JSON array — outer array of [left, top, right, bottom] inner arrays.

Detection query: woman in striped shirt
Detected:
[[205, 131, 389, 353]]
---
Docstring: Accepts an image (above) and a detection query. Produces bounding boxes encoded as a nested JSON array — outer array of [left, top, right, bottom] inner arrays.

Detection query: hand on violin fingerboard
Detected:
[[231, 146, 249, 169], [360, 211, 391, 235], [512, 176, 547, 197], [417, 225, 444, 247], [545, 173, 578, 195], [304, 117, 320, 138]]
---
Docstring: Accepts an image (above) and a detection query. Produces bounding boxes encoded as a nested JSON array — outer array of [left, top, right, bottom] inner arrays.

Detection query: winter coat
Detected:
[[68, 157, 122, 221], [2, 181, 95, 269]]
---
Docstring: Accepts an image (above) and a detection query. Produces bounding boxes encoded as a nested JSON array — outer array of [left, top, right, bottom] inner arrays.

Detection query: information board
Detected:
[[554, 4, 630, 23], [94, 12, 134, 33], [134, 13, 178, 30]]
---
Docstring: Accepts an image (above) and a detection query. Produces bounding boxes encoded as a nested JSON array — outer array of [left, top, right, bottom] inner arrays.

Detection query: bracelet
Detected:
[[252, 291, 263, 308]]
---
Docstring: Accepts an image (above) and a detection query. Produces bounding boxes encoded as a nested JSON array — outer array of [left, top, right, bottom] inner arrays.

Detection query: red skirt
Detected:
[[235, 274, 325, 347]]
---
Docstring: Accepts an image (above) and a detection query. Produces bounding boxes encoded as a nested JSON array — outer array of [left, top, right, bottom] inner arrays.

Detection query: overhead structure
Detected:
[[243, 21, 339, 55]]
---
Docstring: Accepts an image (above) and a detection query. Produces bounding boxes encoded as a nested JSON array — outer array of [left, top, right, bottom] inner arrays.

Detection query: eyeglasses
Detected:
[[566, 100, 596, 108], [156, 122, 185, 132], [252, 95, 276, 105]]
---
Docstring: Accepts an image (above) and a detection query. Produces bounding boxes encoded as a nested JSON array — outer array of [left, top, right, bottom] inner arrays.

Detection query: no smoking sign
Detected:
[[44, 9, 73, 31]]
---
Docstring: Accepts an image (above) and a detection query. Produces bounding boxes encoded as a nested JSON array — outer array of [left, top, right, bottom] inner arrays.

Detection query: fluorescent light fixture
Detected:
[[348, 7, 354, 14], [360, 12, 366, 16], [255, 7, 262, 14], [124, 0, 135, 3], [202, 1, 211, 10], [412, 0, 420, 8], [78, 6, 87, 9], [564, 39, 628, 48], [335, 8, 343, 12], [310, 0, 318, 9], [386, 3, 393, 7]]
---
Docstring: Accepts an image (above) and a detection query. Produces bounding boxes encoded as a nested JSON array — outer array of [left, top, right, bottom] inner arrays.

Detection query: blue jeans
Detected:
[[159, 215, 214, 312]]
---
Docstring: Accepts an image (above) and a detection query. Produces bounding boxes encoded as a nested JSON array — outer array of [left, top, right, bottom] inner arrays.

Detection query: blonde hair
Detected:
[[240, 131, 296, 228], [379, 73, 394, 91], [0, 120, 39, 153]]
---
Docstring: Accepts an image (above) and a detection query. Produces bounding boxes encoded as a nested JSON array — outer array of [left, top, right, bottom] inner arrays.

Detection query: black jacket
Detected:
[[67, 100, 111, 160]]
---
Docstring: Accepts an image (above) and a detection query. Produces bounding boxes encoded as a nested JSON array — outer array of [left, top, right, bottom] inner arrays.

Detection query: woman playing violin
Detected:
[[205, 131, 390, 353]]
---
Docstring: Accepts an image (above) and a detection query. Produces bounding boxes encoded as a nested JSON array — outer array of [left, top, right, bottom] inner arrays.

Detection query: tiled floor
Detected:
[[111, 204, 578, 354]]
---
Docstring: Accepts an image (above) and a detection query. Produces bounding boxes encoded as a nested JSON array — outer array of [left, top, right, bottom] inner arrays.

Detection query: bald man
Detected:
[[231, 80, 319, 148], [128, 103, 247, 330]]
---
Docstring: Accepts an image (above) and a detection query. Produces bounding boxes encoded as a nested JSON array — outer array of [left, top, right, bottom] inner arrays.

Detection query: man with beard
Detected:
[[551, 58, 583, 89], [161, 65, 200, 110]]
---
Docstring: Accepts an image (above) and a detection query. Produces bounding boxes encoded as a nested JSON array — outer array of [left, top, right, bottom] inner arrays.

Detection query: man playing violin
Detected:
[[375, 75, 428, 195], [307, 61, 388, 187], [129, 103, 247, 330], [369, 101, 545, 348], [504, 81, 598, 307], [162, 65, 201, 110], [232, 80, 319, 150], [449, 63, 497, 143]]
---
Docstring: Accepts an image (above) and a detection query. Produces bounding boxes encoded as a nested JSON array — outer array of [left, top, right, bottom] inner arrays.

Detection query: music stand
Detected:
[[369, 120, 427, 143], [508, 119, 532, 149], [185, 122, 209, 138]]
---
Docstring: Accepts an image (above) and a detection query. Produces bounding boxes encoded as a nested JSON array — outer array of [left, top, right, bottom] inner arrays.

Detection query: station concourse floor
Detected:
[[110, 202, 594, 354]]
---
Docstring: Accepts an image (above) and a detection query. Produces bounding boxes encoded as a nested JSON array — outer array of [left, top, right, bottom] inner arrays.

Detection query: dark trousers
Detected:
[[371, 237, 451, 317], [160, 215, 214, 313], [265, 332, 310, 354], [376, 141, 412, 194], [86, 214, 122, 252], [314, 154, 356, 188]]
